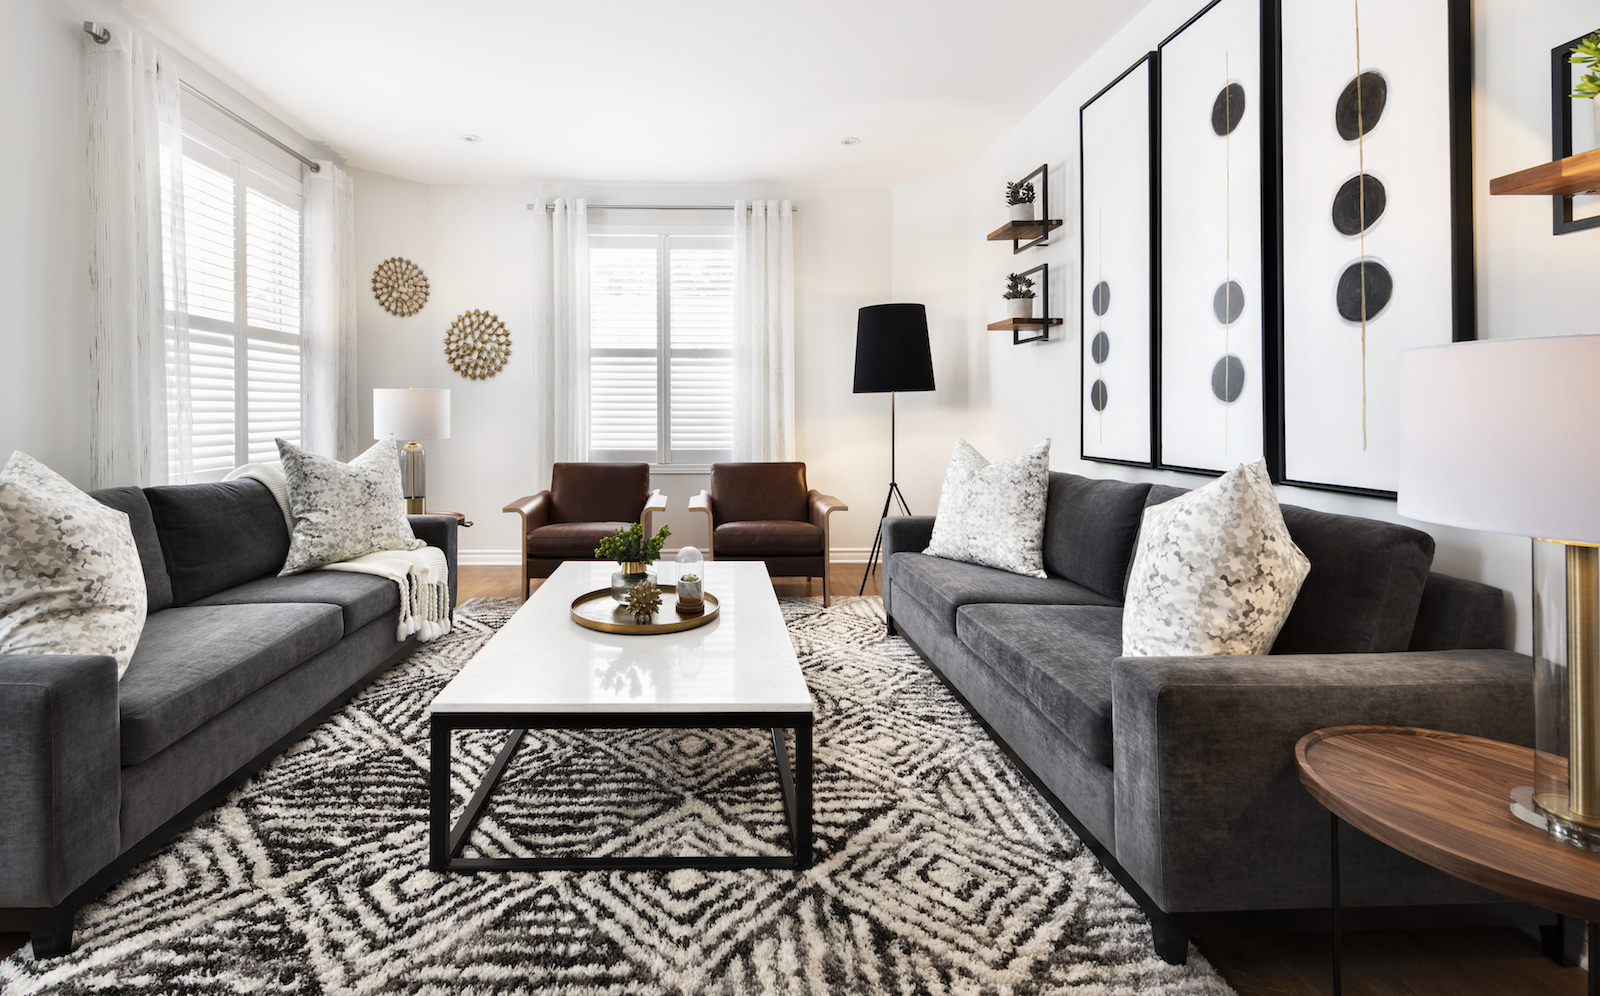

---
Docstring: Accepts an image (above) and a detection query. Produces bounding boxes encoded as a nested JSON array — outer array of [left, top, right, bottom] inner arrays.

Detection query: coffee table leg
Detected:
[[1331, 812, 1342, 996], [430, 720, 450, 871], [1589, 922, 1598, 996], [796, 720, 813, 869]]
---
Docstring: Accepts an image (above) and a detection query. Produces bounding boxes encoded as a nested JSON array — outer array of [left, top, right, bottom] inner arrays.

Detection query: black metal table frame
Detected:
[[430, 710, 813, 872]]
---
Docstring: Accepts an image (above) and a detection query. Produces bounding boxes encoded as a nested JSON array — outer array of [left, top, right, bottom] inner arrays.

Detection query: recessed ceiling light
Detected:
[[840, 137, 860, 145], [461, 134, 482, 143]]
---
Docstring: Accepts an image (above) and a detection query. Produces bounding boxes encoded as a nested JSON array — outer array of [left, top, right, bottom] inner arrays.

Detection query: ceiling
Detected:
[[123, 0, 1144, 187]]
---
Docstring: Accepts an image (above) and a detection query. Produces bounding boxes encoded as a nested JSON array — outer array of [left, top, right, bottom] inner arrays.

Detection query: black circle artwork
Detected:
[[1092, 281, 1111, 316], [1090, 379, 1109, 412], [1211, 83, 1246, 136], [1212, 280, 1245, 325], [1335, 71, 1388, 141], [1091, 331, 1110, 364], [1331, 174, 1387, 236], [1211, 355, 1245, 404], [1336, 260, 1393, 322]]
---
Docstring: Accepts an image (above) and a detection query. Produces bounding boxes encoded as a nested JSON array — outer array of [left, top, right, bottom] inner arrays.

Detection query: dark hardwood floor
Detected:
[[4, 564, 1582, 993]]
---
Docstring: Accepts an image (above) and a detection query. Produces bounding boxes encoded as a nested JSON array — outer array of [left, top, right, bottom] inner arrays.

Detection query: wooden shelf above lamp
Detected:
[[1489, 147, 1600, 197]]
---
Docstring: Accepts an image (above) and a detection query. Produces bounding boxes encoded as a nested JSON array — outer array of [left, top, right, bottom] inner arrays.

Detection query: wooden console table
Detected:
[[1297, 726, 1600, 995]]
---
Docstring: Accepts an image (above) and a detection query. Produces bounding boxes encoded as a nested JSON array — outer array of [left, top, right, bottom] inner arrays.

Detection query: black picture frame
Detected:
[[1552, 29, 1600, 236], [1011, 263, 1052, 344], [1079, 51, 1159, 469], [1264, 0, 1476, 499]]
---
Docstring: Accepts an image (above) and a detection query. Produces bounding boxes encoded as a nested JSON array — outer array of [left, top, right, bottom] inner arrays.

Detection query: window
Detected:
[[589, 234, 735, 465], [166, 129, 303, 481]]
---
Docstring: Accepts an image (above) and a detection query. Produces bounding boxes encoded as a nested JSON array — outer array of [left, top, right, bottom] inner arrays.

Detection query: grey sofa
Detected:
[[882, 472, 1540, 963], [0, 478, 458, 957]]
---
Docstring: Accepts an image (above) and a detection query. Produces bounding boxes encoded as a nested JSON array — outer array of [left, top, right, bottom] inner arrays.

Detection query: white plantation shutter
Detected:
[[169, 133, 303, 480], [588, 233, 734, 464]]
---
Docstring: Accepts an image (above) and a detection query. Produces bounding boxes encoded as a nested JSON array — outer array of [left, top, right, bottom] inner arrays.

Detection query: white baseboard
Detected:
[[457, 547, 877, 567]]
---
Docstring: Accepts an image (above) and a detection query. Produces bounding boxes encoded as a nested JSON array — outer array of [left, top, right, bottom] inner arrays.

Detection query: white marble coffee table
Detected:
[[428, 560, 814, 871]]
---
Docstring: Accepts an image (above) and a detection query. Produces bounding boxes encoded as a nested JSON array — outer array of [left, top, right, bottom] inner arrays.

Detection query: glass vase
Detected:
[[610, 562, 656, 603]]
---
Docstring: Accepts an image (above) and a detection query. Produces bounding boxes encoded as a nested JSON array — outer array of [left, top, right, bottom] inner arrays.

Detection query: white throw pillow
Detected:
[[278, 437, 423, 576], [0, 451, 147, 677], [924, 439, 1051, 578], [1122, 459, 1309, 657]]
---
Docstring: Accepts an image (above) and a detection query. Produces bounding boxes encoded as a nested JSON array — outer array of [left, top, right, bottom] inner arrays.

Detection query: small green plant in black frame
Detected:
[[1003, 272, 1036, 299]]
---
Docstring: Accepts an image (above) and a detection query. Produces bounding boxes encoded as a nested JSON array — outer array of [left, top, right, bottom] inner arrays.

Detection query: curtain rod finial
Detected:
[[83, 22, 111, 44]]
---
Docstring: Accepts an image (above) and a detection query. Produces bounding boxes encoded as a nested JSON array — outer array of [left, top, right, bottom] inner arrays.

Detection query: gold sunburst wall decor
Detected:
[[371, 257, 430, 316], [444, 310, 511, 380]]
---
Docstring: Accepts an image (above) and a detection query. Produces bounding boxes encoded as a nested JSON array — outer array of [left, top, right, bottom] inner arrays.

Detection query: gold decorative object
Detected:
[[569, 588, 720, 635], [444, 310, 511, 380], [371, 257, 429, 316], [624, 580, 663, 623]]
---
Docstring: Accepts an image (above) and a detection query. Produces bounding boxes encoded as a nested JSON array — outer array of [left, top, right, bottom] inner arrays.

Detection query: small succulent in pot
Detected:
[[1003, 272, 1036, 321], [675, 545, 705, 614], [1572, 32, 1600, 135], [1006, 180, 1036, 222]]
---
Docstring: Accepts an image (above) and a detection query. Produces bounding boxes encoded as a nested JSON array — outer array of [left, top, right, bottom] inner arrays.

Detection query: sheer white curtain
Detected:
[[85, 26, 188, 488], [733, 199, 795, 462], [530, 198, 590, 487], [302, 161, 357, 459]]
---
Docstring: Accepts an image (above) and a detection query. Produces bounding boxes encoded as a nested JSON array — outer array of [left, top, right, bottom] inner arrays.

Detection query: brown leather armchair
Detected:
[[504, 463, 668, 600], [689, 462, 847, 606]]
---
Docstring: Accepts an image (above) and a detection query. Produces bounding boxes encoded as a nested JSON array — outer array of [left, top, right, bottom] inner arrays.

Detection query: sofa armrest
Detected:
[[407, 514, 459, 608], [881, 516, 936, 623], [0, 653, 122, 909], [1111, 649, 1534, 915], [688, 490, 713, 559]]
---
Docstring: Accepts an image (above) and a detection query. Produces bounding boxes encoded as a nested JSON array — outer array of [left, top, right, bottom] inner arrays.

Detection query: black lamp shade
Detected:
[[853, 303, 935, 394]]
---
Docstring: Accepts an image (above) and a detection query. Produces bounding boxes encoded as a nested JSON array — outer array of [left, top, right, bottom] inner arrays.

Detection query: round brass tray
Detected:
[[570, 586, 720, 635]]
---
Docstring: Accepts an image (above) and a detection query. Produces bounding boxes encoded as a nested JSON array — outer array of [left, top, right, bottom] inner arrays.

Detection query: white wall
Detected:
[[891, 0, 1600, 654], [350, 175, 895, 564]]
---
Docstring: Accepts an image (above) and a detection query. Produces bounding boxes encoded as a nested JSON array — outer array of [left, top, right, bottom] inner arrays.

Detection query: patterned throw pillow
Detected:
[[0, 451, 147, 677], [924, 439, 1051, 578], [1122, 458, 1310, 657], [278, 437, 423, 576]]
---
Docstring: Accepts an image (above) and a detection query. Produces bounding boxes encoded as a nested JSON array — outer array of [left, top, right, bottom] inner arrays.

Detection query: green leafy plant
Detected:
[[1005, 180, 1036, 205], [595, 522, 671, 566], [1572, 32, 1600, 99], [679, 573, 699, 583], [1003, 272, 1036, 300]]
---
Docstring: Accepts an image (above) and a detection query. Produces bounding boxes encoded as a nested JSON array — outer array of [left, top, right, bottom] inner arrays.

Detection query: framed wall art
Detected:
[[1156, 0, 1265, 476], [1270, 0, 1473, 497], [1080, 52, 1157, 467]]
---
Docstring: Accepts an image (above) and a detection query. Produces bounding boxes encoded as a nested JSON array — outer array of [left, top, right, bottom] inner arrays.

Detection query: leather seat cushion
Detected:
[[119, 602, 345, 765], [190, 571, 398, 637], [956, 603, 1125, 767], [714, 520, 823, 556], [527, 521, 634, 559], [889, 551, 1121, 631]]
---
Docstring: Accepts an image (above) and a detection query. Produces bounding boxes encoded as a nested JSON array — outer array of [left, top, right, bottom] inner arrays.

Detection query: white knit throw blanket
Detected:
[[223, 462, 452, 642]]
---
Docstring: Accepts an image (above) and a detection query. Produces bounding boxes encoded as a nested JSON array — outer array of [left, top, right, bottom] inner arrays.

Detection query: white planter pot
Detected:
[[1008, 202, 1035, 222], [1007, 297, 1034, 321]]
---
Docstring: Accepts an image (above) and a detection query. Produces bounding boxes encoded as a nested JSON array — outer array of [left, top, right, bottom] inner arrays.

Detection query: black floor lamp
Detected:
[[854, 303, 936, 595]]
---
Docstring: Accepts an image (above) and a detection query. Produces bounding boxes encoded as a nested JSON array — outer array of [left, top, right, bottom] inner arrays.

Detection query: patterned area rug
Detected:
[[0, 597, 1234, 995]]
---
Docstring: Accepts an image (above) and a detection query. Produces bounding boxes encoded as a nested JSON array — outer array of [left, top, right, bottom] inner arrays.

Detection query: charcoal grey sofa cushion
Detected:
[[118, 603, 343, 764], [889, 551, 1120, 631], [956, 603, 1124, 766], [1408, 572, 1506, 651], [190, 572, 399, 637], [90, 486, 174, 612], [1042, 473, 1152, 600], [144, 480, 290, 605]]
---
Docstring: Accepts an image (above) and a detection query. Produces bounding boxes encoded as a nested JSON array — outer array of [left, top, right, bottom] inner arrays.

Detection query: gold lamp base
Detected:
[[1529, 539, 1600, 851], [400, 440, 427, 515]]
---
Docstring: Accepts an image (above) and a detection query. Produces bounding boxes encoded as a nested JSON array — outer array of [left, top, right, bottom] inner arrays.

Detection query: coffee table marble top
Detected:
[[429, 560, 812, 715]]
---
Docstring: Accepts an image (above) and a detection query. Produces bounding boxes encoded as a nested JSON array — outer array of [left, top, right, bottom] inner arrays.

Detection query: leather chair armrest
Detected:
[[688, 490, 714, 559], [643, 489, 668, 537], [503, 492, 552, 533], [807, 490, 847, 529]]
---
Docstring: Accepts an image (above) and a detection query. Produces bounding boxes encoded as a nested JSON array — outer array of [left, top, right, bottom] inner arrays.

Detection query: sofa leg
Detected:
[[30, 905, 75, 958], [1149, 913, 1189, 965], [886, 614, 897, 637]]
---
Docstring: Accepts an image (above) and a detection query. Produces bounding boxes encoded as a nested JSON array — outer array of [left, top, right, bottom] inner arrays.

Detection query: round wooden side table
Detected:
[[1297, 725, 1600, 995]]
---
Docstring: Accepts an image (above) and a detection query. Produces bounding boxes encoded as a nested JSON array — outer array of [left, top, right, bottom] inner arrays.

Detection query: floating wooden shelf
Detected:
[[987, 318, 1064, 331], [1489, 148, 1600, 196], [986, 220, 1064, 242]]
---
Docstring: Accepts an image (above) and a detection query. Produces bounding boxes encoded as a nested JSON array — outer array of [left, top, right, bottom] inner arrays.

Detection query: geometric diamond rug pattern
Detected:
[[0, 596, 1234, 995]]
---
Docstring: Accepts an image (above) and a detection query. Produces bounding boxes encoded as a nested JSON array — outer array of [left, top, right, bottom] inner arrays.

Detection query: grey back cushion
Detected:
[[90, 486, 175, 612], [143, 480, 291, 605], [1042, 473, 1153, 600], [1136, 484, 1435, 654]]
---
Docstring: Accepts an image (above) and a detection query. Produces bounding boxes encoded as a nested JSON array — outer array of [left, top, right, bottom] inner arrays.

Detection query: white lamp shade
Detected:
[[1398, 335, 1600, 544], [373, 388, 451, 441]]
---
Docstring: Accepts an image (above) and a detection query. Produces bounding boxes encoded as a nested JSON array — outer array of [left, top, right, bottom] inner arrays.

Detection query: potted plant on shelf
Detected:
[[1572, 31, 1600, 136], [1003, 272, 1036, 321], [1006, 180, 1036, 222], [595, 521, 672, 603]]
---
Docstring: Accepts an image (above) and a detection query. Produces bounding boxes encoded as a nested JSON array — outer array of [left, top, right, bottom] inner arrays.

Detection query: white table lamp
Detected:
[[1398, 334, 1600, 850], [373, 388, 451, 513]]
